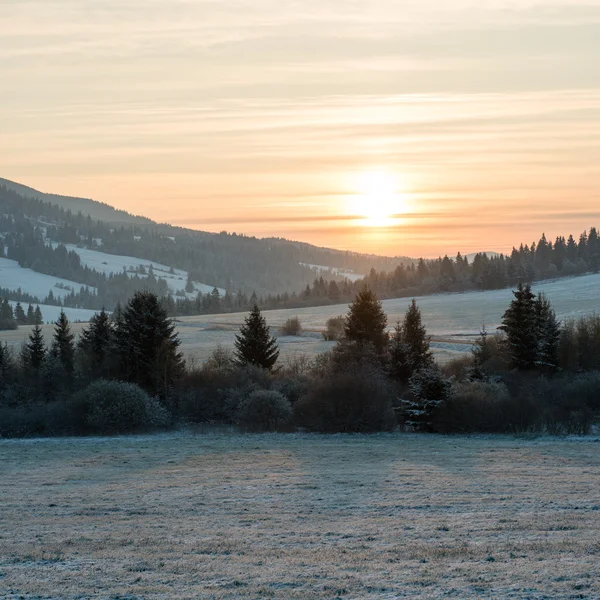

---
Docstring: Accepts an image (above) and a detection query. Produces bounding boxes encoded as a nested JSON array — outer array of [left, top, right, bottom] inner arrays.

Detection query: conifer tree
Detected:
[[344, 287, 388, 354], [534, 293, 560, 371], [26, 303, 35, 325], [34, 305, 43, 325], [234, 304, 279, 370], [113, 291, 184, 396], [0, 298, 16, 330], [14, 302, 27, 325], [78, 309, 113, 379], [499, 282, 537, 370], [51, 310, 75, 377], [389, 299, 433, 381], [26, 324, 46, 370]]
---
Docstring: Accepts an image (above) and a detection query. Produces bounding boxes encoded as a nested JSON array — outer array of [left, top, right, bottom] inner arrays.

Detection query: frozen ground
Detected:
[[175, 272, 600, 364], [0, 433, 598, 599]]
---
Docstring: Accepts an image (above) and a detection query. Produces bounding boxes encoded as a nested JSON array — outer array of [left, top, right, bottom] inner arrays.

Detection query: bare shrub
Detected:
[[442, 355, 473, 381], [202, 345, 235, 375], [294, 369, 395, 433], [236, 389, 292, 432], [322, 315, 345, 341], [279, 317, 302, 336]]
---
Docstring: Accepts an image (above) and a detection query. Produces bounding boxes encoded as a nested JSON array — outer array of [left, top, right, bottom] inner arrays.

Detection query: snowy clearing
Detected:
[[0, 257, 95, 300], [300, 262, 365, 282], [1, 433, 598, 599], [7, 301, 99, 324]]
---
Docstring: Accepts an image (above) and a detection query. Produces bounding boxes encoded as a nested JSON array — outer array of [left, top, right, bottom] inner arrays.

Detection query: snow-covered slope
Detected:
[[299, 263, 365, 282], [8, 301, 98, 324], [57, 244, 224, 297], [0, 257, 95, 300]]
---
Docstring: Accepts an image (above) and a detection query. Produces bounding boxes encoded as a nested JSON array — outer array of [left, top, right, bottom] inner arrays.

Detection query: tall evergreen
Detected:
[[499, 282, 538, 370], [34, 305, 43, 325], [535, 293, 560, 371], [14, 302, 27, 325], [51, 310, 75, 377], [344, 287, 388, 354], [26, 303, 35, 325], [78, 309, 113, 379], [113, 291, 184, 396], [0, 298, 16, 330], [389, 299, 433, 381], [234, 304, 279, 370], [26, 324, 46, 370]]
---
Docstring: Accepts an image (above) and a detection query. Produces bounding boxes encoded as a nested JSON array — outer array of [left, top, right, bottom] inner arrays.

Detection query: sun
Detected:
[[349, 170, 404, 226]]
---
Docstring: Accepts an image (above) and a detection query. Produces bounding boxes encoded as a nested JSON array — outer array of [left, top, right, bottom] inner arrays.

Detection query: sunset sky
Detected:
[[2, 0, 600, 257]]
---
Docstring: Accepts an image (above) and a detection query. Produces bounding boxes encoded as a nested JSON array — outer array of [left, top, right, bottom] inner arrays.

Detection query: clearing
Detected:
[[1, 433, 599, 599]]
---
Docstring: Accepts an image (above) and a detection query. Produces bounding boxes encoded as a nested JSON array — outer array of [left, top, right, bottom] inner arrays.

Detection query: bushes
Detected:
[[322, 316, 345, 341], [74, 379, 170, 434], [237, 390, 292, 432], [280, 317, 302, 336], [294, 368, 395, 433], [0, 401, 84, 438]]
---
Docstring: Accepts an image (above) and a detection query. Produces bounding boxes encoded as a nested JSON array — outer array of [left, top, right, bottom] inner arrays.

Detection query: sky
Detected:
[[1, 0, 600, 257]]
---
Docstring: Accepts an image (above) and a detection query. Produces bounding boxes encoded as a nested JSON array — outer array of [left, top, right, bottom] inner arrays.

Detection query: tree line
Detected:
[[1, 283, 599, 438]]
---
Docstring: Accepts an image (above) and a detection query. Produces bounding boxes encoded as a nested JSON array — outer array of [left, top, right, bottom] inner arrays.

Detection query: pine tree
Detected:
[[26, 304, 35, 325], [535, 293, 560, 371], [499, 282, 538, 370], [51, 310, 75, 377], [114, 291, 184, 396], [234, 304, 279, 370], [26, 324, 46, 370], [344, 287, 388, 354], [34, 305, 43, 325], [14, 302, 27, 325]]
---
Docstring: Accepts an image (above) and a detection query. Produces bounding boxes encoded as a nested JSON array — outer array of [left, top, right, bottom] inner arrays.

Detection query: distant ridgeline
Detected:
[[0, 179, 598, 317]]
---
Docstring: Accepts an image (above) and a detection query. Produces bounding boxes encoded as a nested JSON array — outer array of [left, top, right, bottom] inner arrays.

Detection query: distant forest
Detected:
[[0, 182, 599, 317]]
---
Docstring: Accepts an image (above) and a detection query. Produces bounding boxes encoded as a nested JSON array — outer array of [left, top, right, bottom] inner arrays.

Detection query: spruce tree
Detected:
[[26, 324, 46, 370], [51, 310, 75, 377], [78, 309, 113, 379], [0, 298, 16, 330], [34, 305, 43, 325], [114, 291, 184, 396], [535, 293, 560, 371], [14, 302, 27, 325], [389, 299, 433, 381], [344, 287, 388, 354], [499, 282, 537, 370], [26, 303, 35, 325], [234, 304, 279, 370]]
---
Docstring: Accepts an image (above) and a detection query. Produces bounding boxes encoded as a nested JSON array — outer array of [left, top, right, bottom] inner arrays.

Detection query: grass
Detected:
[[1, 433, 599, 598]]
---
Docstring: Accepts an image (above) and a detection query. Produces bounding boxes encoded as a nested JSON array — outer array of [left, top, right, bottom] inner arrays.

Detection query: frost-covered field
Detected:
[[1, 433, 599, 599], [175, 272, 600, 364]]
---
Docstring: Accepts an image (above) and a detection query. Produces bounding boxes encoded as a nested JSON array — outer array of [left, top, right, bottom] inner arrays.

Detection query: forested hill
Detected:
[[0, 179, 410, 311], [0, 178, 151, 226]]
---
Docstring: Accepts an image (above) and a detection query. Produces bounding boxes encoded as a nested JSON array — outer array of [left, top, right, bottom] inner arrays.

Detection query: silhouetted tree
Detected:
[[499, 282, 537, 370], [51, 310, 75, 378], [234, 304, 279, 370], [344, 287, 388, 354]]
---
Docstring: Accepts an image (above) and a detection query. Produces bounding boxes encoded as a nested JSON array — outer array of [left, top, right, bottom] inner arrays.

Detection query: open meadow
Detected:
[[1, 433, 599, 599]]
